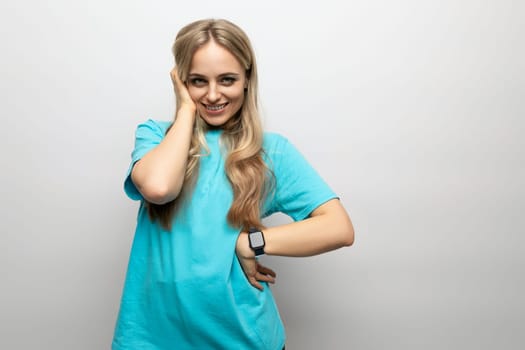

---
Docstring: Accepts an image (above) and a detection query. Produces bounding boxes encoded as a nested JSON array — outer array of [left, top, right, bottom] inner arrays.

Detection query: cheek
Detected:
[[187, 87, 202, 102], [231, 92, 246, 114], [230, 88, 246, 103]]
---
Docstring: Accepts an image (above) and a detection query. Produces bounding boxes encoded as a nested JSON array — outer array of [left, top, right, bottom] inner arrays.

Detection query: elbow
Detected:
[[132, 168, 181, 204], [137, 182, 180, 205], [342, 226, 355, 247], [315, 199, 355, 248], [340, 217, 355, 247]]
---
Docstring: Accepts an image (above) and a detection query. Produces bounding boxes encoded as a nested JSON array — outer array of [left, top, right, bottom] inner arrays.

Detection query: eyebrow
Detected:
[[188, 72, 241, 78]]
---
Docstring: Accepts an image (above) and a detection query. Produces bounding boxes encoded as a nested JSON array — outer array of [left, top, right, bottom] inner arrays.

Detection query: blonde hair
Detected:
[[147, 19, 273, 231]]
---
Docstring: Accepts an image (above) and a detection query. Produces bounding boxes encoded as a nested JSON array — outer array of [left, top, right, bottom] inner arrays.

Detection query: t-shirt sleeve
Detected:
[[123, 119, 169, 201], [268, 135, 338, 221]]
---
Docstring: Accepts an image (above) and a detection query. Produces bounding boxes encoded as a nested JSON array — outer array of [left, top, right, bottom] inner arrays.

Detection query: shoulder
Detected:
[[263, 132, 291, 154], [135, 118, 172, 133], [132, 119, 173, 142], [263, 132, 306, 167]]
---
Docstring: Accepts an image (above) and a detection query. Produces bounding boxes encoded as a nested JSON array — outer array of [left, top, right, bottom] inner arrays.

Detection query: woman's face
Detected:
[[187, 40, 247, 127]]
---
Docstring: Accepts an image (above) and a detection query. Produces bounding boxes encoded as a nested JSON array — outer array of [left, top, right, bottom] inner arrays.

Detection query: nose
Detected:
[[206, 83, 221, 103]]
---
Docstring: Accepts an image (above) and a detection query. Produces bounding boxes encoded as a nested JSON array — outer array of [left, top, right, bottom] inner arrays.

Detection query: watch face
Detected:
[[250, 231, 265, 248]]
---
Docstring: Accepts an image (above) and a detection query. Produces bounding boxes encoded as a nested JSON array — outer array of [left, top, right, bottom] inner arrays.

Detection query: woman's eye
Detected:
[[189, 78, 206, 86], [221, 77, 236, 85]]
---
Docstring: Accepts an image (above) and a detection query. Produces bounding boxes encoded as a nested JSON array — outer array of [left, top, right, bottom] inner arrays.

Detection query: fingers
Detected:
[[254, 262, 276, 286], [249, 271, 275, 291], [237, 254, 277, 291], [170, 67, 196, 112], [256, 271, 275, 284], [256, 263, 276, 278], [170, 66, 184, 87], [170, 67, 177, 80], [249, 277, 264, 291]]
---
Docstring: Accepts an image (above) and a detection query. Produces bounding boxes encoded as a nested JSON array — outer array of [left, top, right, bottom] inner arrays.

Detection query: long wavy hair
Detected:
[[147, 19, 274, 231]]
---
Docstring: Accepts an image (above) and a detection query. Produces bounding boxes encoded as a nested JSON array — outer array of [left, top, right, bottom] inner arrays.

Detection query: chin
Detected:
[[200, 116, 230, 127]]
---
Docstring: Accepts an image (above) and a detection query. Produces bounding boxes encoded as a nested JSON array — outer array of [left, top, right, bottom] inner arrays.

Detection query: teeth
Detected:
[[206, 103, 227, 111]]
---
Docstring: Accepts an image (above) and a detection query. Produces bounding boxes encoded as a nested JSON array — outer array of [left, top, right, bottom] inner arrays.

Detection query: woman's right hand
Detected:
[[170, 67, 196, 112]]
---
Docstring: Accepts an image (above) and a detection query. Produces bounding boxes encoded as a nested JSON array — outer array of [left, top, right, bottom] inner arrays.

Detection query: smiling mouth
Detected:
[[204, 103, 228, 111]]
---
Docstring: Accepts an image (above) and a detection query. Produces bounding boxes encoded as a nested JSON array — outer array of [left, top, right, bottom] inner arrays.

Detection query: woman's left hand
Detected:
[[236, 232, 276, 291]]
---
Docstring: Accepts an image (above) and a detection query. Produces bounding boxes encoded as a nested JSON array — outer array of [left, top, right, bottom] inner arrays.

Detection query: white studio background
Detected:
[[1, 0, 523, 349]]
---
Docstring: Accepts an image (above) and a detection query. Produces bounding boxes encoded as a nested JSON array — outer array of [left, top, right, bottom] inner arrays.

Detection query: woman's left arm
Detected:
[[236, 198, 353, 289], [266, 198, 354, 256], [236, 199, 354, 290], [237, 198, 354, 258]]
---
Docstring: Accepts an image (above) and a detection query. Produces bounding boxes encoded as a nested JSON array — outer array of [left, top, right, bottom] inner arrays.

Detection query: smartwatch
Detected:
[[248, 227, 265, 256]]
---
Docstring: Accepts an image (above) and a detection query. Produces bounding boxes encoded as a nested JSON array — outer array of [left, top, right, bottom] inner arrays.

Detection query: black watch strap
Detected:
[[253, 246, 265, 256]]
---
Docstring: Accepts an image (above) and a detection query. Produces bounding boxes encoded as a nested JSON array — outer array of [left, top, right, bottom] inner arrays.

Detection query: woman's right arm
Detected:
[[130, 68, 196, 204]]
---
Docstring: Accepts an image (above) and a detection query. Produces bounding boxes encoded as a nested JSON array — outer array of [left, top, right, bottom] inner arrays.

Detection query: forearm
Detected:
[[238, 199, 354, 258], [264, 203, 354, 257], [131, 106, 195, 204]]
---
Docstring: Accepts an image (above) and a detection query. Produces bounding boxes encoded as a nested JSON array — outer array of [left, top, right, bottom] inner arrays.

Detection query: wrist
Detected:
[[236, 232, 255, 259], [176, 102, 196, 114], [175, 106, 196, 124]]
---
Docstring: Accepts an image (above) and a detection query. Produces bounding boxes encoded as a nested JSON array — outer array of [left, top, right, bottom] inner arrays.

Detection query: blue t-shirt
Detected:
[[112, 119, 337, 350]]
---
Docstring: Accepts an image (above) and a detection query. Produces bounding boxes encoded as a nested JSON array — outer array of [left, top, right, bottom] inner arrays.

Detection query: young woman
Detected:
[[112, 18, 354, 350]]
